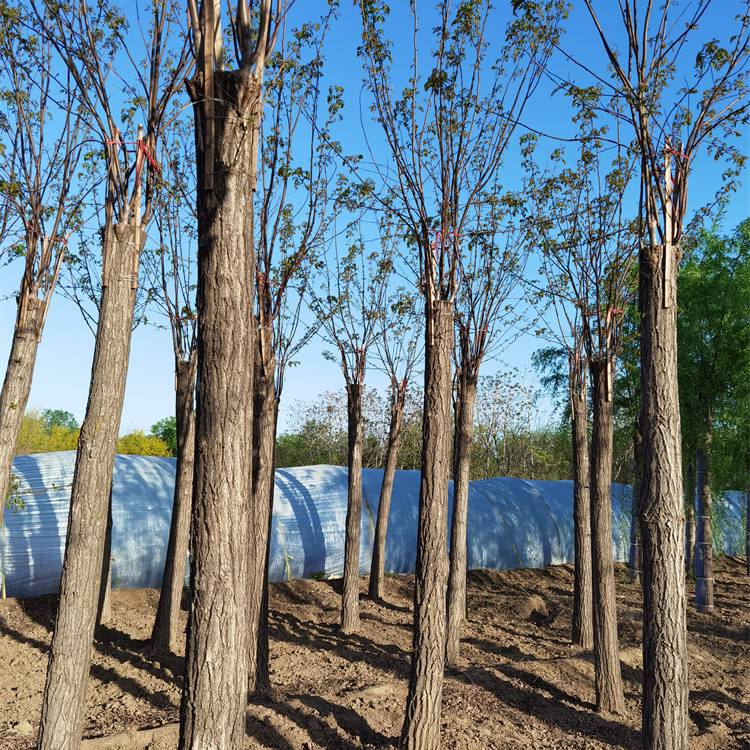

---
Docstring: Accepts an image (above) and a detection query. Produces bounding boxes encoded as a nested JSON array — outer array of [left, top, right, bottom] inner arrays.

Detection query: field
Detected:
[[1, 557, 748, 750]]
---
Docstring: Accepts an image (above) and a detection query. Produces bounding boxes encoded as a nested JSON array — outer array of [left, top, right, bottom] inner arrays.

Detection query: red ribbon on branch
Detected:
[[105, 137, 161, 184], [430, 228, 461, 258], [665, 145, 689, 161]]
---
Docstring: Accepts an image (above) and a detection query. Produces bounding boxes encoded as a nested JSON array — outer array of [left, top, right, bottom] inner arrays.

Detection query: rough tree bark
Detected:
[[640, 242, 689, 750], [37, 223, 145, 749], [445, 374, 477, 667], [628, 416, 643, 585], [0, 294, 45, 531], [341, 380, 364, 633], [369, 379, 406, 600], [178, 70, 258, 749], [400, 300, 452, 750], [745, 480, 749, 576], [588, 358, 625, 715], [694, 436, 714, 612], [248, 322, 276, 694], [97, 492, 113, 626], [570, 367, 593, 650], [684, 501, 695, 575], [252, 397, 279, 696], [151, 355, 197, 651], [683, 459, 696, 575]]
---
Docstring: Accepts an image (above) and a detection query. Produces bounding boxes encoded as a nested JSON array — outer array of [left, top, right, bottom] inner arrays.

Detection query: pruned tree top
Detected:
[[357, 0, 567, 306], [31, 0, 192, 228], [255, 5, 341, 395], [141, 114, 197, 362], [578, 1, 750, 247], [524, 92, 638, 367], [0, 0, 89, 318], [308, 219, 393, 386]]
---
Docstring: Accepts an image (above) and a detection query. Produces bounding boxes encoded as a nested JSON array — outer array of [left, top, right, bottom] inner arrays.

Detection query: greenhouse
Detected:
[[0, 450, 744, 599]]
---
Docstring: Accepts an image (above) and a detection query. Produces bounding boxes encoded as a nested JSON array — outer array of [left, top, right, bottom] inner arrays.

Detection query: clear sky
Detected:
[[1, 0, 748, 435]]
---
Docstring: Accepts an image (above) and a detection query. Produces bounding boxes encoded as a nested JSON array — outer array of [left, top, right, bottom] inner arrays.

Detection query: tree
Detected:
[[369, 284, 421, 601], [40, 410, 79, 434], [150, 416, 177, 456], [0, 1, 84, 530], [447, 203, 528, 666], [30, 1, 188, 744], [308, 226, 392, 633], [527, 107, 637, 713], [179, 1, 282, 745], [145, 119, 199, 652], [358, 1, 565, 744], [610, 306, 643, 584], [533, 332, 594, 650], [678, 222, 750, 609], [14, 410, 80, 455], [116, 431, 171, 456], [581, 3, 750, 744], [472, 369, 563, 480], [249, 8, 338, 692]]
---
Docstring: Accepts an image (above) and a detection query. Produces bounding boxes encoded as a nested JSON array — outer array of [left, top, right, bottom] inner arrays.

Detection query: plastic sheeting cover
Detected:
[[0, 451, 743, 598]]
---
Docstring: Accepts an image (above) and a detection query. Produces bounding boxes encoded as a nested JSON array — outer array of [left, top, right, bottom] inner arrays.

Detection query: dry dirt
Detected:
[[1, 557, 748, 749]]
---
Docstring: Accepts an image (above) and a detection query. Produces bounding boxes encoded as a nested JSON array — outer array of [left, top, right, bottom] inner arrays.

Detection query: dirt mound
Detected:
[[1, 557, 748, 749]]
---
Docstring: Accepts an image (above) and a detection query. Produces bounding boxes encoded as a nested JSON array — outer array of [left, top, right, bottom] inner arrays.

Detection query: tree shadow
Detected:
[[687, 617, 747, 642], [245, 711, 297, 750], [94, 624, 184, 686], [268, 609, 410, 680], [297, 694, 394, 747], [360, 611, 410, 631], [690, 688, 750, 715], [0, 615, 179, 713], [18, 593, 185, 692], [274, 470, 329, 579], [480, 621, 572, 649], [464, 638, 551, 662], [455, 664, 639, 749], [256, 696, 362, 750], [369, 596, 411, 615], [270, 605, 641, 749]]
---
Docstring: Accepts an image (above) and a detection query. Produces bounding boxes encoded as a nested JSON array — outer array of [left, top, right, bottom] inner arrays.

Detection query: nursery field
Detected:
[[1, 557, 747, 750]]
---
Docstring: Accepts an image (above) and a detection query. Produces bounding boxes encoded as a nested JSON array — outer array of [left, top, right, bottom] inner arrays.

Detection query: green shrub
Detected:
[[117, 431, 171, 457]]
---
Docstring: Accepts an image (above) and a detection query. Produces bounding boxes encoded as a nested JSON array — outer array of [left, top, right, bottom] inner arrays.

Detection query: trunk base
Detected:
[[695, 577, 714, 612]]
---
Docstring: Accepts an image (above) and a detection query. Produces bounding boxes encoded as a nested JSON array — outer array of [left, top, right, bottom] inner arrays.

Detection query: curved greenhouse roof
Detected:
[[0, 451, 742, 599]]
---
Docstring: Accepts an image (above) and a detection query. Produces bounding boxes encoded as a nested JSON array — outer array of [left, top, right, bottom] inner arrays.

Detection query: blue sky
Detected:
[[1, 0, 748, 435]]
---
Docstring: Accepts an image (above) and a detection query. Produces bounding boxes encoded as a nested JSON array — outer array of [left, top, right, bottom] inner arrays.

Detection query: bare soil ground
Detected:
[[1, 557, 748, 749]]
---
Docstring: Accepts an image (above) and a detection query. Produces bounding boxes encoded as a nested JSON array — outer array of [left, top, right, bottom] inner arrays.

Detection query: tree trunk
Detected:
[[400, 300, 452, 750], [640, 242, 688, 750], [97, 491, 113, 626], [0, 293, 45, 532], [745, 479, 749, 576], [248, 324, 276, 694], [253, 397, 279, 697], [588, 358, 625, 715], [369, 381, 406, 600], [628, 415, 643, 585], [684, 501, 695, 575], [151, 354, 197, 652], [37, 223, 145, 750], [179, 70, 258, 750], [694, 437, 714, 612], [341, 380, 364, 633], [445, 374, 477, 667], [570, 370, 593, 649]]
